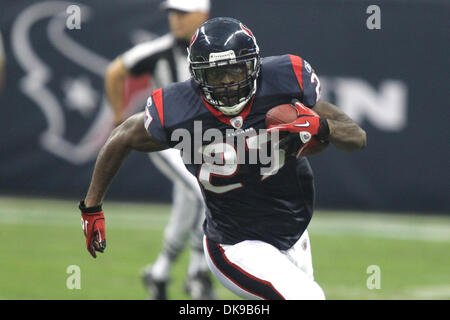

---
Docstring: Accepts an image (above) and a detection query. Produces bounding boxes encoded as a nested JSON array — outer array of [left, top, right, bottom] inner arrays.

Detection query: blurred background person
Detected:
[[0, 29, 5, 94], [104, 0, 215, 300]]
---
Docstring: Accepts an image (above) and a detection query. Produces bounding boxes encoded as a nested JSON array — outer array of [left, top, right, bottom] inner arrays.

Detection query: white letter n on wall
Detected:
[[334, 78, 408, 131]]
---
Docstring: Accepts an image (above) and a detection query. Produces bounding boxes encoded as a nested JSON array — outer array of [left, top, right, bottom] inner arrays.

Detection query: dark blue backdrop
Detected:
[[0, 0, 449, 213]]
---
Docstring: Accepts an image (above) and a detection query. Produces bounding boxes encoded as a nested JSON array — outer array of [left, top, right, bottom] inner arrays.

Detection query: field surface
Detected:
[[0, 196, 449, 300]]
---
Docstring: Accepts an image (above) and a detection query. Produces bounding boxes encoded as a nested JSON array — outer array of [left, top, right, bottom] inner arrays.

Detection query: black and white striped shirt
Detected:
[[121, 33, 191, 88]]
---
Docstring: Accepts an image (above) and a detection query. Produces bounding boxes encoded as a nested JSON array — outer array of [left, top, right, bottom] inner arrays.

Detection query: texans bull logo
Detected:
[[11, 1, 150, 165]]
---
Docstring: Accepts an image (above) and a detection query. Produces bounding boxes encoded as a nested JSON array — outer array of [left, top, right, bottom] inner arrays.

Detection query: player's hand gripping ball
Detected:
[[266, 100, 329, 157]]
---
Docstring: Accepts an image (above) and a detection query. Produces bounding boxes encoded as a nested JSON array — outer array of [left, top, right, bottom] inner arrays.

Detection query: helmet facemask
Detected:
[[190, 51, 260, 116]]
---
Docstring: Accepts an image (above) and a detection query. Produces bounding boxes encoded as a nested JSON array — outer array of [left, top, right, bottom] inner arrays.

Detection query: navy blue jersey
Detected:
[[144, 54, 321, 250]]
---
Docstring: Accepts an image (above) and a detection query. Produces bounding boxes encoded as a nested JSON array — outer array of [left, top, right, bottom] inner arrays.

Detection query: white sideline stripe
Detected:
[[309, 222, 450, 242], [309, 212, 450, 242], [409, 285, 450, 299], [325, 285, 450, 299], [0, 207, 170, 230], [311, 227, 450, 242], [0, 205, 449, 241]]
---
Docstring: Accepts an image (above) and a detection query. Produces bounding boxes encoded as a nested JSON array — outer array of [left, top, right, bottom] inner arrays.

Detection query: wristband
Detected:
[[317, 118, 330, 142], [79, 200, 103, 213]]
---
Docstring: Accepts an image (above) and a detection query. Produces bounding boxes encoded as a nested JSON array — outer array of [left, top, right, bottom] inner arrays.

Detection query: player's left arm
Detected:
[[287, 56, 366, 151], [312, 99, 367, 152]]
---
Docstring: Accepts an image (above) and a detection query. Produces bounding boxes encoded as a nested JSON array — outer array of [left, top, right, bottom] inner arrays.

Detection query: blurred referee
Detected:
[[104, 0, 215, 300], [0, 29, 5, 94]]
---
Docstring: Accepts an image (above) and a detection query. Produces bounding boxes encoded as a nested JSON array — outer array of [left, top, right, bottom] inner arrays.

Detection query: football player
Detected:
[[80, 17, 366, 299]]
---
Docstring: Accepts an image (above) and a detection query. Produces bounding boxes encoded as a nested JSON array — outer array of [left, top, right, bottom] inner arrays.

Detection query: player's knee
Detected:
[[311, 283, 326, 300], [279, 277, 326, 300]]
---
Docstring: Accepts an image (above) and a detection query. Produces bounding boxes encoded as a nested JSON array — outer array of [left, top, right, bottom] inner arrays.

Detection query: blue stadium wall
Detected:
[[0, 0, 449, 213]]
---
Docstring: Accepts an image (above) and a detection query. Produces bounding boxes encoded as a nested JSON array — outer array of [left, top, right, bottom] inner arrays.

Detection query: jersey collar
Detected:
[[200, 95, 255, 127]]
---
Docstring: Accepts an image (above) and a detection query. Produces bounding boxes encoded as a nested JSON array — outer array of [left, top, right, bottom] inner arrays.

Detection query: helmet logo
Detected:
[[304, 60, 312, 73], [240, 23, 254, 39], [190, 29, 199, 46]]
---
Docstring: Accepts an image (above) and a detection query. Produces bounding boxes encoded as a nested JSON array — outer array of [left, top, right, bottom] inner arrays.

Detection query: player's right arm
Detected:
[[104, 57, 130, 126], [84, 111, 167, 207], [79, 111, 167, 258]]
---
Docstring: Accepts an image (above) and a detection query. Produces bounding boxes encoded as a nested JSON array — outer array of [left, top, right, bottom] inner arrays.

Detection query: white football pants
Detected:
[[204, 230, 325, 300]]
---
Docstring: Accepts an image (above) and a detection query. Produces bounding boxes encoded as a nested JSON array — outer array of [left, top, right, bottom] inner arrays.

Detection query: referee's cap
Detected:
[[161, 0, 210, 13]]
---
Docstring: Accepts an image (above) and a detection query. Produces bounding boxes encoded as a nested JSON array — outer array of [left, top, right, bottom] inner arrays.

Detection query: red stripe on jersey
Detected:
[[152, 88, 164, 127], [289, 55, 304, 91]]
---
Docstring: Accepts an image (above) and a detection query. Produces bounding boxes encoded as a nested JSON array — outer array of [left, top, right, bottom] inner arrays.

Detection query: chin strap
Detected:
[[217, 97, 251, 116]]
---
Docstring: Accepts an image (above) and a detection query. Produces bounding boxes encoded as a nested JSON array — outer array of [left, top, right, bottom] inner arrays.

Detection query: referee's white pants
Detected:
[[149, 149, 205, 252], [204, 230, 325, 300]]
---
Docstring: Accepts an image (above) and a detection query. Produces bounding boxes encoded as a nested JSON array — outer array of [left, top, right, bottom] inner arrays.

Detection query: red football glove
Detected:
[[79, 201, 106, 258], [267, 100, 329, 140], [267, 100, 330, 156]]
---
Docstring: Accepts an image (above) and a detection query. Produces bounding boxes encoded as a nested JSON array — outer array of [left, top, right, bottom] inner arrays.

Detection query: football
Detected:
[[265, 103, 299, 127], [265, 103, 329, 157]]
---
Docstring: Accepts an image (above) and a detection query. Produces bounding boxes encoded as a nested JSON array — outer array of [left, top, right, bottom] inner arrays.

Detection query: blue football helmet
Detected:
[[188, 17, 261, 116]]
